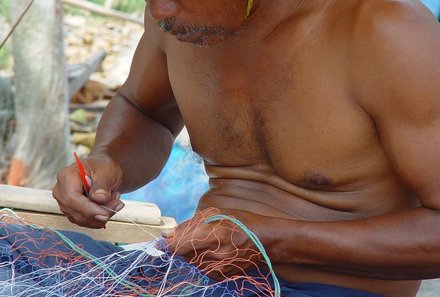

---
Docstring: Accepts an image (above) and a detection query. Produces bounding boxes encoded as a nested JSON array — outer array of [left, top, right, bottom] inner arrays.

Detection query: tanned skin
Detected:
[[53, 0, 440, 296]]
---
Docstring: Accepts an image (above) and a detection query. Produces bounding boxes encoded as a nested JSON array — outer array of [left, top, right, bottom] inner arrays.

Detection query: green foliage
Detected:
[[0, 45, 10, 70], [0, 0, 10, 20], [87, 0, 145, 13], [112, 0, 146, 13], [0, 0, 10, 71], [87, 0, 105, 5]]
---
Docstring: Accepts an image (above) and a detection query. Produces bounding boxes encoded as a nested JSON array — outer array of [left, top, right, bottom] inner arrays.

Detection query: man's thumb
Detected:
[[161, 228, 176, 239], [89, 176, 115, 204]]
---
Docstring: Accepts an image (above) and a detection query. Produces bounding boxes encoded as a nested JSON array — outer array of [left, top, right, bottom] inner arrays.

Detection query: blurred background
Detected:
[[423, 0, 440, 15]]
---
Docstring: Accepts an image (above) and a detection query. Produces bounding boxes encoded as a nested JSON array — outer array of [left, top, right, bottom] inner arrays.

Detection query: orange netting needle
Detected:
[[73, 152, 91, 196]]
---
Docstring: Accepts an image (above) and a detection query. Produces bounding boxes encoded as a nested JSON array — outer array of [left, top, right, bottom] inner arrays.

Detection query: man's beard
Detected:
[[158, 17, 227, 47]]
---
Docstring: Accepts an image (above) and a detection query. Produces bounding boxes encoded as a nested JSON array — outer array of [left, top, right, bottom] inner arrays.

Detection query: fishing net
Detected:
[[123, 142, 209, 223], [0, 77, 15, 183], [0, 0, 71, 188], [0, 208, 279, 297], [7, 0, 70, 189]]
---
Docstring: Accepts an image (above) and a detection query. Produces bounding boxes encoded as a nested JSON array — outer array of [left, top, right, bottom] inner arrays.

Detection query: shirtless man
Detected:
[[52, 0, 440, 296]]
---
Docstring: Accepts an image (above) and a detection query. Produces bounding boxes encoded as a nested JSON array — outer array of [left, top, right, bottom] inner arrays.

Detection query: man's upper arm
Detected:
[[118, 10, 183, 136], [353, 1, 440, 209]]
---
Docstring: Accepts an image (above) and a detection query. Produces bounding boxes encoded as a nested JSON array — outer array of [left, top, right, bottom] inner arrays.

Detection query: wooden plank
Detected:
[[0, 185, 178, 243], [11, 210, 176, 244], [67, 49, 107, 99], [0, 185, 163, 225], [61, 0, 143, 25], [69, 99, 109, 112]]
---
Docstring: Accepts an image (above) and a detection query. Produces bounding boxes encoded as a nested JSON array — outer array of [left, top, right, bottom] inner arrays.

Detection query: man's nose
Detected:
[[148, 0, 180, 20]]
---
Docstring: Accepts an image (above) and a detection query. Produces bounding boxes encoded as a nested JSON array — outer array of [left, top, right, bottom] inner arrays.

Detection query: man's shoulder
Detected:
[[345, 0, 440, 75], [350, 0, 436, 36], [354, 0, 429, 17], [323, 0, 436, 58], [347, 0, 440, 119]]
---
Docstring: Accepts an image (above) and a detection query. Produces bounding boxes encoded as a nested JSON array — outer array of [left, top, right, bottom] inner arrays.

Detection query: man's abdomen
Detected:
[[199, 164, 422, 297]]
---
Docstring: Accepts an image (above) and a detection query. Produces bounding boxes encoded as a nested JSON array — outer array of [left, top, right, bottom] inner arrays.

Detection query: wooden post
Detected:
[[61, 0, 143, 25], [8, 0, 70, 189], [67, 49, 106, 99]]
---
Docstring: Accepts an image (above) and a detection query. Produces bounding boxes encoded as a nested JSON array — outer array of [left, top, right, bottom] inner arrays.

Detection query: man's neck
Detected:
[[249, 0, 317, 15], [241, 0, 324, 40]]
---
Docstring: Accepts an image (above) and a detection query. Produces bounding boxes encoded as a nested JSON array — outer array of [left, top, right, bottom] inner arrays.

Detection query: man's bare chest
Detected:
[[166, 45, 384, 188]]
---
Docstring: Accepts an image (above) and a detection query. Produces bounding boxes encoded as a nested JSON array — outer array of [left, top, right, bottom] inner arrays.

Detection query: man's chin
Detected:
[[193, 37, 227, 47], [176, 32, 228, 47]]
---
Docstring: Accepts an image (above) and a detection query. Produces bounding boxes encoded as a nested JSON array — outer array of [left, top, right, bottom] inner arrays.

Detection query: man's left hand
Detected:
[[163, 208, 266, 280]]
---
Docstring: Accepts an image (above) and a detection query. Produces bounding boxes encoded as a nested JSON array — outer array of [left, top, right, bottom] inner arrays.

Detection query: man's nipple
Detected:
[[303, 171, 333, 188]]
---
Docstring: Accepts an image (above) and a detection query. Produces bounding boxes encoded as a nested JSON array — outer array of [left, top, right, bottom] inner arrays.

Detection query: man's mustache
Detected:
[[158, 17, 178, 33]]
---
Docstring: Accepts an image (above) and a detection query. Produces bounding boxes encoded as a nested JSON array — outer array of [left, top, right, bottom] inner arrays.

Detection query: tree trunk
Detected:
[[8, 0, 70, 189]]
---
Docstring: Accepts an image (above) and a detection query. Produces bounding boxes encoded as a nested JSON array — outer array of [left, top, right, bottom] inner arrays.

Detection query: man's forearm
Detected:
[[91, 94, 176, 192], [264, 207, 440, 280]]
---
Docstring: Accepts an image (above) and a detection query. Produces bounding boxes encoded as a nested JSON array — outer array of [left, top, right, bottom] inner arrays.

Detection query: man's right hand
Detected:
[[52, 155, 124, 229]]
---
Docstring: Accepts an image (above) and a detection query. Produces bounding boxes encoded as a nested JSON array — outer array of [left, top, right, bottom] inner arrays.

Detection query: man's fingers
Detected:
[[88, 163, 122, 205], [89, 186, 122, 206], [90, 187, 112, 204], [59, 201, 107, 229], [55, 188, 112, 227], [57, 201, 73, 216], [72, 192, 109, 214], [103, 195, 124, 217], [52, 184, 61, 200], [161, 228, 176, 239], [52, 157, 123, 229]]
